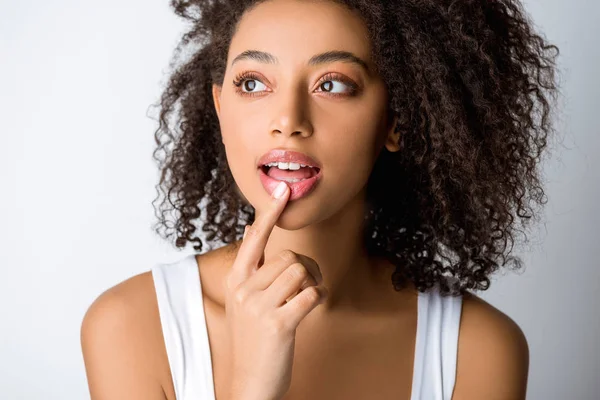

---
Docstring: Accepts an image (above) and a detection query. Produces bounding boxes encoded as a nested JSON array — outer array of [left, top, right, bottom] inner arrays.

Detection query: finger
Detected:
[[262, 262, 319, 308], [230, 181, 290, 284], [244, 252, 323, 293], [277, 285, 329, 327]]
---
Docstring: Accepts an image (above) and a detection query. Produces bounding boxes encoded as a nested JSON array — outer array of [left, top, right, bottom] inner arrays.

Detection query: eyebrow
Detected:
[[230, 49, 370, 74]]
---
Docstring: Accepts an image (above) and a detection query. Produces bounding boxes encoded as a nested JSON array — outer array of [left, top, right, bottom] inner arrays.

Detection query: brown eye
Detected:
[[241, 78, 266, 94], [232, 71, 268, 97], [321, 81, 334, 92], [244, 80, 256, 91], [316, 73, 359, 97]]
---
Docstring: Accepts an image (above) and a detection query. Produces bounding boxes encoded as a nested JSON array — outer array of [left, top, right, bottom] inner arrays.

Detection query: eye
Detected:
[[319, 73, 358, 97], [240, 79, 267, 93], [318, 81, 345, 93], [232, 71, 359, 98], [232, 72, 269, 97], [316, 73, 359, 97]]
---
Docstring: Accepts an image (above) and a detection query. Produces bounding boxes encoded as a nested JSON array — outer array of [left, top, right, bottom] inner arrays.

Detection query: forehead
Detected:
[[229, 0, 373, 69]]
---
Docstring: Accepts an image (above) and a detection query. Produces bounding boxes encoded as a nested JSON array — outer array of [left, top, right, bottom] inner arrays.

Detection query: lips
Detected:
[[257, 149, 322, 201], [257, 149, 321, 169], [266, 165, 317, 180]]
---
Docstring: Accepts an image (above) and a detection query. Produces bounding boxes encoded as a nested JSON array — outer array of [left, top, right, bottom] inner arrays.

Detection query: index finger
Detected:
[[230, 181, 290, 283]]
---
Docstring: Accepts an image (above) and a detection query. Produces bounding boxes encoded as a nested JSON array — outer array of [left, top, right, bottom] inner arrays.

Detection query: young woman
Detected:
[[81, 0, 559, 399]]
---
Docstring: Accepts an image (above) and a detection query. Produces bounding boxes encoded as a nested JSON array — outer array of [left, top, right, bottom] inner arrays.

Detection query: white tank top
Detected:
[[151, 254, 463, 400]]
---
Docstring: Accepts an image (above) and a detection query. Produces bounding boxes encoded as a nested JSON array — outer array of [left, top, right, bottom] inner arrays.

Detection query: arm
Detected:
[[80, 277, 167, 400], [452, 292, 530, 400]]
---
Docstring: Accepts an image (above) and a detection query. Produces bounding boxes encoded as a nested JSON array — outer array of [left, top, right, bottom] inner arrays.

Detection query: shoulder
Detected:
[[80, 270, 170, 399], [451, 291, 529, 400], [81, 271, 159, 341]]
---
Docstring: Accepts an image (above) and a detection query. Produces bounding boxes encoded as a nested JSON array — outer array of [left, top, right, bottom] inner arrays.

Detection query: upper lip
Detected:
[[257, 149, 321, 169]]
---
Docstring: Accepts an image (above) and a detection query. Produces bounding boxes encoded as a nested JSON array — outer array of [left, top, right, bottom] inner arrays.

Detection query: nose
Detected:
[[268, 88, 314, 138]]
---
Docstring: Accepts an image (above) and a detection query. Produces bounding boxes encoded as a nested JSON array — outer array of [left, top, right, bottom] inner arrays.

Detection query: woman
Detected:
[[81, 0, 559, 399]]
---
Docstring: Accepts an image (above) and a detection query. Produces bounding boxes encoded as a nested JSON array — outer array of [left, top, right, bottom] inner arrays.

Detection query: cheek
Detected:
[[332, 138, 377, 185], [314, 131, 380, 210], [218, 109, 275, 208], [325, 113, 384, 177], [219, 111, 255, 178]]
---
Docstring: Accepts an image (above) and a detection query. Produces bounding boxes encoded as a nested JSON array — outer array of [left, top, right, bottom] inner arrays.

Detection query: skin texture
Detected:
[[81, 251, 529, 400], [211, 0, 402, 313], [80, 0, 556, 398], [150, 0, 559, 296]]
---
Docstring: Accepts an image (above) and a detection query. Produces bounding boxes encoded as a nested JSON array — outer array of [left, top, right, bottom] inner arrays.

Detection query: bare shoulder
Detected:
[[80, 270, 170, 400], [452, 291, 530, 400]]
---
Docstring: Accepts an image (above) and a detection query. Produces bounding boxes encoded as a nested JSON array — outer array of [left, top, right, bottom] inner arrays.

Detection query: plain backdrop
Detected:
[[1, 0, 598, 398]]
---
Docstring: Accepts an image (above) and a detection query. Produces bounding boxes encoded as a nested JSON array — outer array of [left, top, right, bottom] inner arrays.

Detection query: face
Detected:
[[212, 0, 399, 230]]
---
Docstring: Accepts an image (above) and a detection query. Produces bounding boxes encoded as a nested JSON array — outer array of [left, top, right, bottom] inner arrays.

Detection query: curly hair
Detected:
[[150, 0, 560, 296]]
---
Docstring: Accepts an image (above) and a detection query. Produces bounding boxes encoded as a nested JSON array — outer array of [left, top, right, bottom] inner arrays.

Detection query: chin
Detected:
[[273, 205, 324, 231], [243, 193, 321, 231]]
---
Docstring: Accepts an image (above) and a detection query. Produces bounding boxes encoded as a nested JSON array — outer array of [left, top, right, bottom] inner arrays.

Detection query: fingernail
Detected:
[[272, 181, 288, 199], [243, 225, 249, 240]]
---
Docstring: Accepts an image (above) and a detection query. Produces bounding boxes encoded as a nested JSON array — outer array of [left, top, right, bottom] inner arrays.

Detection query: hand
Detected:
[[224, 181, 328, 400]]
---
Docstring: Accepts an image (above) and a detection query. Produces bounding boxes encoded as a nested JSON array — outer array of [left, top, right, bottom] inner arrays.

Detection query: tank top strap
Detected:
[[410, 284, 463, 400], [151, 254, 216, 400]]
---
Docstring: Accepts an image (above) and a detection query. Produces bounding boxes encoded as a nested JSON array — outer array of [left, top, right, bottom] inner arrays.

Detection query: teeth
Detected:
[[278, 178, 304, 183], [264, 162, 315, 169]]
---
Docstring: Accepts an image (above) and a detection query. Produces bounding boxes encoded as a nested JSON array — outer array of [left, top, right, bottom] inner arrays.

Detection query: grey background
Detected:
[[0, 0, 597, 398]]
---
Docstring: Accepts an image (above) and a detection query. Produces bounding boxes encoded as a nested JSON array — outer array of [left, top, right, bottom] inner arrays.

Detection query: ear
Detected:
[[384, 112, 401, 152], [212, 83, 222, 120]]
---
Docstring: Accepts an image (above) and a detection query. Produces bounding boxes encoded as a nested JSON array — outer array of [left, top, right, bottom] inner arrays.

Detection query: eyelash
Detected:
[[232, 71, 359, 98]]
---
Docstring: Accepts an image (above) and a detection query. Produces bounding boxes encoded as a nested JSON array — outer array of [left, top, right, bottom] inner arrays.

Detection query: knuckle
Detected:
[[233, 287, 250, 305], [288, 263, 309, 281], [302, 256, 322, 283], [308, 285, 321, 299], [279, 249, 298, 263], [302, 286, 321, 304]]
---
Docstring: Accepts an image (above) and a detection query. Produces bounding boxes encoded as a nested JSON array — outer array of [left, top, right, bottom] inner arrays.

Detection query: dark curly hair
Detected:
[[150, 0, 560, 296]]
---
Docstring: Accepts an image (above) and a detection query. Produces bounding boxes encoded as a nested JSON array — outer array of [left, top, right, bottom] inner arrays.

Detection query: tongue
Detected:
[[267, 166, 317, 180]]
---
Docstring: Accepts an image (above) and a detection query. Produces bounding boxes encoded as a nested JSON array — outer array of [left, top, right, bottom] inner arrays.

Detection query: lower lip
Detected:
[[258, 167, 322, 201]]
